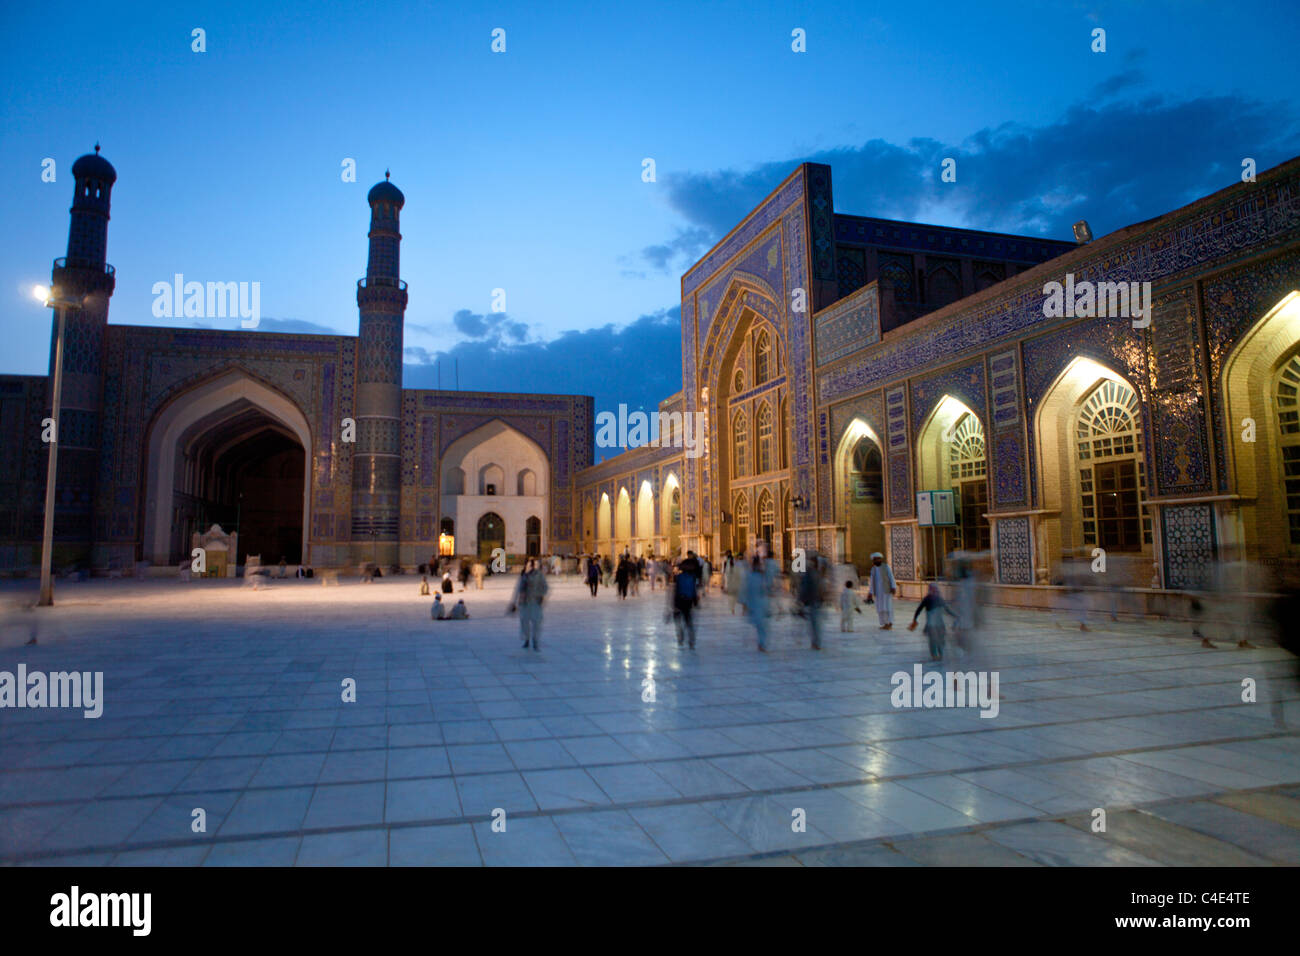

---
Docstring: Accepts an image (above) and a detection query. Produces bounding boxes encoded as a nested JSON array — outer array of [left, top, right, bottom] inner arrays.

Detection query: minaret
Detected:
[[351, 172, 407, 565], [50, 145, 117, 565]]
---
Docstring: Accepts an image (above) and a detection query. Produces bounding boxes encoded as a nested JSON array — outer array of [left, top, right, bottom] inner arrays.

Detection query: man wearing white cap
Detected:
[[866, 552, 897, 629]]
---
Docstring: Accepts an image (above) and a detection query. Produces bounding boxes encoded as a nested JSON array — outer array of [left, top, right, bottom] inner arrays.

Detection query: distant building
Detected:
[[0, 152, 590, 572]]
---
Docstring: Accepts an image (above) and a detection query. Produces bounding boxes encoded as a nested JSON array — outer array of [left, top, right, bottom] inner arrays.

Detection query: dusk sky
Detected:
[[3, 0, 1298, 432]]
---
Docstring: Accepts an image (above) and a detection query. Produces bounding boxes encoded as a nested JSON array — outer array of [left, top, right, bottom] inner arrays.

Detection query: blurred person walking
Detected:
[[509, 558, 548, 651]]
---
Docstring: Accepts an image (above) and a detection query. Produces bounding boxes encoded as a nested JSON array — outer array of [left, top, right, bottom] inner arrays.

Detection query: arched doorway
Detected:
[[477, 512, 504, 560], [597, 492, 612, 557], [525, 516, 541, 556], [636, 480, 655, 556], [1035, 358, 1153, 587], [833, 418, 886, 574], [143, 370, 311, 566], [1222, 289, 1300, 581], [615, 487, 632, 554], [916, 395, 989, 576], [661, 474, 681, 559]]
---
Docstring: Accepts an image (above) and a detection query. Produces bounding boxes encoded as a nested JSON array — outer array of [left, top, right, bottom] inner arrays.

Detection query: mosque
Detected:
[[2, 149, 1299, 610]]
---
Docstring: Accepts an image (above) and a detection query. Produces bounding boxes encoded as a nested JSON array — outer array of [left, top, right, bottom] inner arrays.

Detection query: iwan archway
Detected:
[[143, 369, 312, 567]]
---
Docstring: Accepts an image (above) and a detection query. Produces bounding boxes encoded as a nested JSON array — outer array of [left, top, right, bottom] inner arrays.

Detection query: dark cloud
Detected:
[[404, 307, 682, 456], [451, 308, 529, 343], [639, 226, 714, 273], [644, 90, 1299, 263]]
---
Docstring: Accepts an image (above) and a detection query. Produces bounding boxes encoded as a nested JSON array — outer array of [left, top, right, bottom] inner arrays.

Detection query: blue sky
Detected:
[[3, 0, 1298, 440]]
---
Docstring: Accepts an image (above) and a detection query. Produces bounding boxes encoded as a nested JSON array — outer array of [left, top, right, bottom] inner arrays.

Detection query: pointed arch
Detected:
[[1222, 289, 1300, 558], [636, 479, 655, 554], [143, 367, 312, 566], [833, 417, 886, 572], [1034, 357, 1152, 583], [756, 401, 774, 473]]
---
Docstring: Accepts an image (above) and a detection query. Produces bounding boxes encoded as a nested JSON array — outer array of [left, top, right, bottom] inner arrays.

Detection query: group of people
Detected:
[[718, 548, 899, 653]]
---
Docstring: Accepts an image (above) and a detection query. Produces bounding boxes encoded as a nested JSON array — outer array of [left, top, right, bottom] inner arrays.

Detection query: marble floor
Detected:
[[0, 574, 1297, 866]]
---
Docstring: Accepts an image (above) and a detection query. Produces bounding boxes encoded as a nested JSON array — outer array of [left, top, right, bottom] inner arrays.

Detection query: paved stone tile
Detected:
[[455, 771, 538, 817], [385, 777, 461, 823], [552, 809, 672, 866], [1144, 801, 1300, 863], [474, 816, 577, 866], [389, 823, 482, 866], [1060, 808, 1271, 866], [521, 768, 611, 811], [303, 782, 385, 828], [2, 577, 1298, 866], [296, 829, 387, 866], [983, 821, 1165, 866], [629, 803, 755, 863], [888, 832, 1041, 867], [219, 786, 313, 836]]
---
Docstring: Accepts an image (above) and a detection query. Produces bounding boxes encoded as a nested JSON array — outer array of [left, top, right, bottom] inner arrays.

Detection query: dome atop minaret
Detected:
[[71, 143, 117, 185], [367, 169, 404, 206]]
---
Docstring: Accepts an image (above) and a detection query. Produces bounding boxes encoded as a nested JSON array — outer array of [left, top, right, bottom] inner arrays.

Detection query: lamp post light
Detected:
[[33, 284, 80, 607]]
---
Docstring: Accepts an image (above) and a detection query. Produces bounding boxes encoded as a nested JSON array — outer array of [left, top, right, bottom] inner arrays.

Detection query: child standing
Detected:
[[839, 580, 863, 631]]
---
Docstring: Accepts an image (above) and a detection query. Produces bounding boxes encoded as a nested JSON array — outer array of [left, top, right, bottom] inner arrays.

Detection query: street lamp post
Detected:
[[34, 285, 76, 607]]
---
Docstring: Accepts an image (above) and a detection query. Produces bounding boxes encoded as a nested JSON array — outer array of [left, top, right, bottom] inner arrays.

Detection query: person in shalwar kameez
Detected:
[[866, 552, 897, 629]]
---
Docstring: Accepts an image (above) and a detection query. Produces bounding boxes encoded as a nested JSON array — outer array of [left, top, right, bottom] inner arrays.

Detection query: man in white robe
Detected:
[[867, 552, 897, 629]]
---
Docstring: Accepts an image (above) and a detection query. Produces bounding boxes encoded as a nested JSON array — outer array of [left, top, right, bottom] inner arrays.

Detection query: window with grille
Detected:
[[1076, 379, 1151, 550], [758, 492, 775, 548], [948, 414, 987, 481], [733, 409, 750, 477], [947, 413, 989, 551], [734, 494, 750, 540], [1275, 354, 1300, 544], [757, 403, 774, 473]]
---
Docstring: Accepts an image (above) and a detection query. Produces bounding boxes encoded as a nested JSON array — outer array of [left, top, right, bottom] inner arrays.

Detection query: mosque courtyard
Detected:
[[0, 573, 1297, 867]]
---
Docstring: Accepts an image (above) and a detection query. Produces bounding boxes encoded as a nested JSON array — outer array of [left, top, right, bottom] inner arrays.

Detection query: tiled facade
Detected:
[[579, 157, 1300, 597], [0, 155, 592, 572]]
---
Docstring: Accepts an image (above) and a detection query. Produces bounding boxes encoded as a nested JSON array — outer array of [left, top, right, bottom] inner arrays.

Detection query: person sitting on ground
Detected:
[[449, 599, 469, 620], [441, 571, 454, 594], [431, 594, 447, 620], [419, 575, 430, 596]]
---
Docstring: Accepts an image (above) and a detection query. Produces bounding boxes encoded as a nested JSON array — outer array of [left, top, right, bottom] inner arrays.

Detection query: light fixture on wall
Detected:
[[792, 495, 807, 510], [720, 510, 732, 524]]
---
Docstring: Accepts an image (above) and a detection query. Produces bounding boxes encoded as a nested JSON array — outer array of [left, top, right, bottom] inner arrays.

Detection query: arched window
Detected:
[[1076, 380, 1150, 551], [780, 397, 790, 469], [755, 331, 772, 385], [758, 491, 775, 552], [479, 463, 503, 495], [852, 440, 882, 501], [525, 515, 541, 556], [756, 403, 774, 473], [948, 413, 990, 551], [517, 469, 537, 496], [733, 493, 750, 553], [733, 409, 750, 477], [1275, 355, 1300, 544], [948, 414, 987, 481]]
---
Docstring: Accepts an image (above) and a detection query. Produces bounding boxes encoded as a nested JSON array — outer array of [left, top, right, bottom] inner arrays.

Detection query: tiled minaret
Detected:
[[50, 146, 116, 565], [350, 172, 407, 565]]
